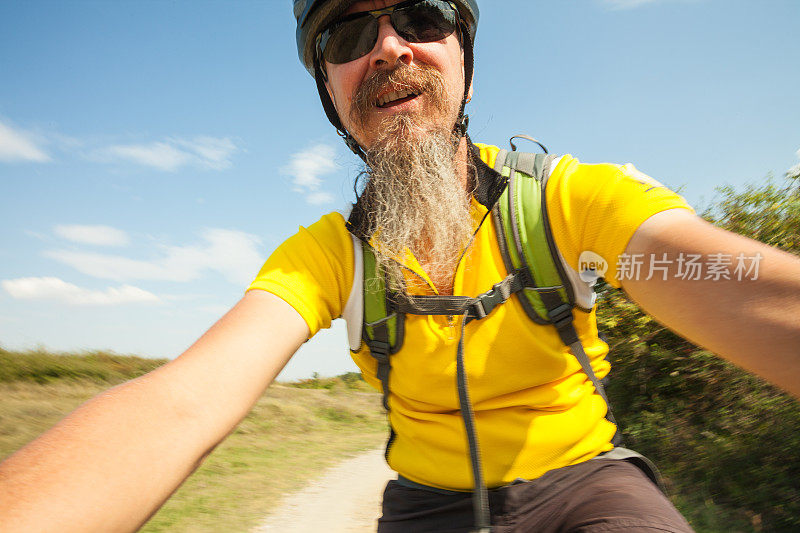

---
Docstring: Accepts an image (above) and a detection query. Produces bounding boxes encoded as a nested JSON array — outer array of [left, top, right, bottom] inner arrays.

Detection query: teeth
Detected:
[[377, 89, 417, 107]]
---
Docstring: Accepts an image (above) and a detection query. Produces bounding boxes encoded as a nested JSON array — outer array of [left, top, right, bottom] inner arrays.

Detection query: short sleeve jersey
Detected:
[[248, 143, 692, 490]]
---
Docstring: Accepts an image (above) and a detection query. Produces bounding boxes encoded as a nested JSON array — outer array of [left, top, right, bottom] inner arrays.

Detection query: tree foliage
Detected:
[[702, 173, 800, 254], [599, 171, 800, 531]]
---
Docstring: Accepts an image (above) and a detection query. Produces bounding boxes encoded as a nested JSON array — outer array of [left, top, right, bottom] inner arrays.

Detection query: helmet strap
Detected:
[[339, 128, 365, 158], [314, 60, 368, 162], [456, 114, 470, 138], [452, 19, 474, 142]]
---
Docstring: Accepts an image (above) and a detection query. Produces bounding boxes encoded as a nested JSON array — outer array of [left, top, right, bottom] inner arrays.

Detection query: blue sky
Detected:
[[1, 0, 798, 380]]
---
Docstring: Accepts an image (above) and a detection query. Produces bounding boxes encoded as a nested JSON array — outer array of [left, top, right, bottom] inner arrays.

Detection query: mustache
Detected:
[[350, 63, 448, 128]]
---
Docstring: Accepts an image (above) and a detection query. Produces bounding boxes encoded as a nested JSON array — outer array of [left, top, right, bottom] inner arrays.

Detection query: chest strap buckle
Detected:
[[468, 272, 524, 321]]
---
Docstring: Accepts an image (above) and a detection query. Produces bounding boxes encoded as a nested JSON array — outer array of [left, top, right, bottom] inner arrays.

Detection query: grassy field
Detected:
[[3, 347, 797, 532], [0, 349, 387, 532]]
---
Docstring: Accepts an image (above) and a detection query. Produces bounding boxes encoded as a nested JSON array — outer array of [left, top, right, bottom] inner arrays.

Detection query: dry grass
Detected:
[[0, 352, 388, 533], [0, 379, 106, 456], [141, 385, 387, 532]]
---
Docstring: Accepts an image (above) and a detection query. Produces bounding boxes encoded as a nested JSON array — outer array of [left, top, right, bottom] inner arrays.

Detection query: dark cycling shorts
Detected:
[[378, 458, 694, 532]]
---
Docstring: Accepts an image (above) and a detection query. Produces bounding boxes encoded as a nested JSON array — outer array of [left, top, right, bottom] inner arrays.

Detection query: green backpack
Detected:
[[358, 146, 616, 422], [350, 140, 639, 531]]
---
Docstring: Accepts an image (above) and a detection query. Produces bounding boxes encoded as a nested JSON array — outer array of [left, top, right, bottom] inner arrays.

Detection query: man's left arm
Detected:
[[621, 209, 800, 397]]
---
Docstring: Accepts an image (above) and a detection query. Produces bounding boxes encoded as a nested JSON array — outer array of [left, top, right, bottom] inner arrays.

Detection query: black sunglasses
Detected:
[[317, 0, 460, 67]]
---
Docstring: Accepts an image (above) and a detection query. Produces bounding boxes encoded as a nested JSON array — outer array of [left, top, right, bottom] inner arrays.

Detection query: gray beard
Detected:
[[360, 115, 475, 294]]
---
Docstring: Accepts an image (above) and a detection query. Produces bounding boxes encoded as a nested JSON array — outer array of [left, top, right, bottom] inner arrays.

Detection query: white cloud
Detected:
[[282, 143, 339, 205], [100, 142, 190, 171], [2, 277, 160, 306], [54, 224, 130, 246], [0, 120, 50, 163], [45, 228, 264, 285], [307, 191, 336, 205], [172, 136, 237, 170], [94, 136, 237, 172], [0, 119, 237, 171]]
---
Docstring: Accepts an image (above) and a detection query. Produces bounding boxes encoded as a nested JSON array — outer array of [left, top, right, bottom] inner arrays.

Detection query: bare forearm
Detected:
[[623, 210, 800, 397], [0, 371, 215, 532], [0, 291, 307, 532]]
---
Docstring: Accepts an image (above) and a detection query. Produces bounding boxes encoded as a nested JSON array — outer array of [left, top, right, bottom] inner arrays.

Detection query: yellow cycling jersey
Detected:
[[248, 143, 692, 490]]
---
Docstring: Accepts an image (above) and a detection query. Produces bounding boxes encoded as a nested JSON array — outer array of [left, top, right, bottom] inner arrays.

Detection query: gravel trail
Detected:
[[253, 447, 393, 532]]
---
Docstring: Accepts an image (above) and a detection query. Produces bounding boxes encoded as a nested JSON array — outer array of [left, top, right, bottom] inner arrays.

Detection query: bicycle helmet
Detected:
[[292, 0, 480, 158]]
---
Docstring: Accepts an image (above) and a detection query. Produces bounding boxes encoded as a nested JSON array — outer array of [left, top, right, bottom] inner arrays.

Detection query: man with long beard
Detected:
[[0, 1, 799, 532], [351, 61, 475, 294]]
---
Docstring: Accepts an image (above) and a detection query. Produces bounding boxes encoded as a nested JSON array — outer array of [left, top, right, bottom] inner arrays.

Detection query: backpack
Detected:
[[347, 139, 650, 531], [354, 143, 618, 427]]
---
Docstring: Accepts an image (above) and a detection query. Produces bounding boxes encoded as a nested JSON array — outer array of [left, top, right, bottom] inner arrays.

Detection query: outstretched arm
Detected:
[[0, 290, 308, 533], [622, 209, 800, 397]]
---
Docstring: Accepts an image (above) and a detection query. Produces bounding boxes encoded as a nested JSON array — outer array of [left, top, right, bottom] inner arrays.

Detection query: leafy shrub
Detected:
[[288, 371, 371, 391], [598, 172, 800, 530], [599, 285, 800, 530]]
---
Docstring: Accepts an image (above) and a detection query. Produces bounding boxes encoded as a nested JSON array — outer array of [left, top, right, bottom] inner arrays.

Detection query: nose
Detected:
[[368, 15, 414, 71]]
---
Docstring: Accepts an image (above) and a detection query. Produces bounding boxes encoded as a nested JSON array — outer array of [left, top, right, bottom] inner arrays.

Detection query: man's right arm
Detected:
[[0, 289, 308, 533]]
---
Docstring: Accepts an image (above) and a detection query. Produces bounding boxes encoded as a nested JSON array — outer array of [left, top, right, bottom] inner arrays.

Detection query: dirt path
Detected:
[[253, 447, 393, 532]]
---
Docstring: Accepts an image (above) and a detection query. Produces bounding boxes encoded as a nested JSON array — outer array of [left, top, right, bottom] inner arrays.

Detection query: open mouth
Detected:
[[376, 89, 421, 108]]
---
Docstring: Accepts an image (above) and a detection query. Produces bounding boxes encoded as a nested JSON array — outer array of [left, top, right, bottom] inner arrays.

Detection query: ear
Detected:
[[325, 80, 338, 109], [316, 56, 337, 109], [461, 48, 473, 102], [322, 68, 339, 110]]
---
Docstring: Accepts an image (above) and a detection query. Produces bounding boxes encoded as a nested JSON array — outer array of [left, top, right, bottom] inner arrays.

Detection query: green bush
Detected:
[[596, 170, 800, 530], [598, 285, 800, 530], [288, 371, 371, 391]]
